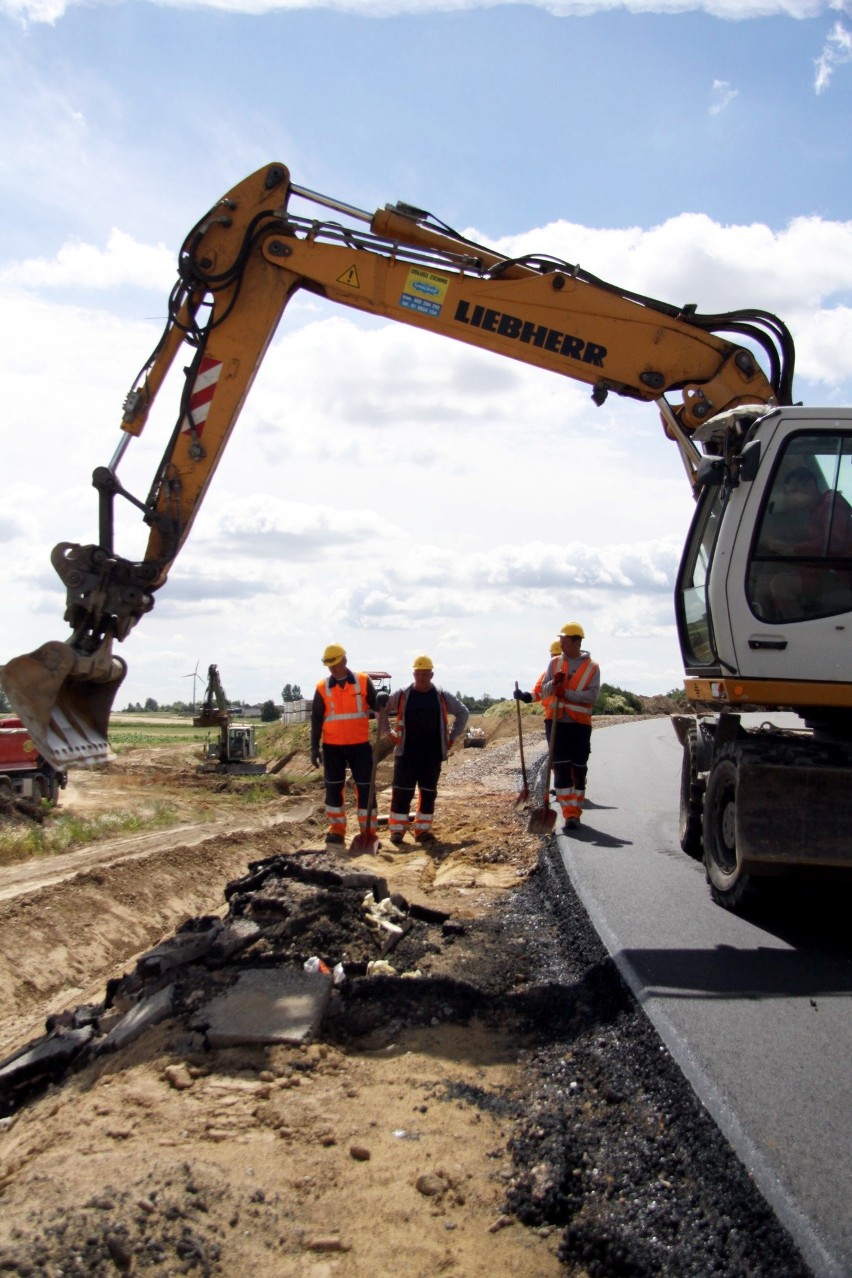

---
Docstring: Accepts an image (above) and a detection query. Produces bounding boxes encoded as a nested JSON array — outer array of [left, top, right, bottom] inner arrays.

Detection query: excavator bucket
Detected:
[[0, 639, 127, 769]]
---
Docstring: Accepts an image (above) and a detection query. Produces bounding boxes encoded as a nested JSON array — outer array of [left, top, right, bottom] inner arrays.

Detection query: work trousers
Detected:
[[322, 740, 374, 837], [551, 719, 592, 823], [389, 747, 442, 840]]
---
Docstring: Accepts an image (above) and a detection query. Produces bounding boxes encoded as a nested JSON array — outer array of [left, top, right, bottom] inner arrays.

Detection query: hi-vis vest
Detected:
[[533, 670, 557, 719], [550, 656, 598, 726], [392, 687, 450, 754], [316, 672, 371, 746]]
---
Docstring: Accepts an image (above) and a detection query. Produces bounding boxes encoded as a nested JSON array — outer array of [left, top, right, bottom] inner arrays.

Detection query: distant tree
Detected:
[[593, 683, 643, 715], [144, 697, 159, 712], [260, 699, 281, 722], [666, 687, 687, 703], [455, 692, 501, 714], [0, 681, 9, 713], [281, 683, 303, 703]]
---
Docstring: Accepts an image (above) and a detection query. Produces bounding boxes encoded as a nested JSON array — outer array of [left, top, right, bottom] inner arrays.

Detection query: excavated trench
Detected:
[[0, 828, 811, 1277]]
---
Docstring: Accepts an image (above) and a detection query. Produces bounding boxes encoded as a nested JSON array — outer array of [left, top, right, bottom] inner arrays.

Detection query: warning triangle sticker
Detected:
[[337, 264, 360, 289]]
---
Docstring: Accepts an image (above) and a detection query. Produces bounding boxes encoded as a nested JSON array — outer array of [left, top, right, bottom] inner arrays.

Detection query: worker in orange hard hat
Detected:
[[383, 655, 469, 847], [514, 622, 600, 832], [311, 643, 386, 846]]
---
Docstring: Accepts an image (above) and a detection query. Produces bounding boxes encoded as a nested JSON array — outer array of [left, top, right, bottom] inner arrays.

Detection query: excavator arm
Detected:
[[1, 161, 795, 767]]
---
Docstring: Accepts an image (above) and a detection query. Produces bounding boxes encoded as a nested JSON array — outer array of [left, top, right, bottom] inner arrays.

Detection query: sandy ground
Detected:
[[0, 715, 569, 1276]]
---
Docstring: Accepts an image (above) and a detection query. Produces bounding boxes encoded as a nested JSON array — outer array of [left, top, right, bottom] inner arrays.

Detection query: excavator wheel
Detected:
[[677, 727, 705, 860], [702, 745, 756, 912]]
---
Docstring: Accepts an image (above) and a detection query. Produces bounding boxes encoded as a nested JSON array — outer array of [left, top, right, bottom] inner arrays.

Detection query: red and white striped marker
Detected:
[[180, 357, 222, 437]]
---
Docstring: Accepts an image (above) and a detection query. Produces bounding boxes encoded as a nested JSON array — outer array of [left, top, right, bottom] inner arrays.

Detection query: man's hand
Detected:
[[513, 688, 533, 703], [552, 672, 565, 697], [310, 748, 322, 769]]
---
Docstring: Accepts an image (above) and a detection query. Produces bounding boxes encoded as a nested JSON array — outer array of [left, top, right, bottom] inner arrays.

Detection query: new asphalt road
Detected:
[[556, 716, 852, 1278]]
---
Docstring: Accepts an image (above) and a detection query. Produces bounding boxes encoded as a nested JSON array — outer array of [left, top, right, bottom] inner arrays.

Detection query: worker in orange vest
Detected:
[[383, 655, 469, 846], [311, 643, 384, 845], [531, 639, 562, 743], [515, 622, 600, 831]]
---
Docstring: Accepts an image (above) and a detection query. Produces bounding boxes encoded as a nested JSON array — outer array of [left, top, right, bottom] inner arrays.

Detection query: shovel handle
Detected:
[[514, 681, 528, 790]]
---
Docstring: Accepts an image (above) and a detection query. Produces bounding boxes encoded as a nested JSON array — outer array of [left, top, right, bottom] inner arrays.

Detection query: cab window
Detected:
[[748, 434, 852, 622]]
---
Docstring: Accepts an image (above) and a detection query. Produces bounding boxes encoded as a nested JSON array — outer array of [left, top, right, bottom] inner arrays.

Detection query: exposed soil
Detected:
[[0, 716, 810, 1276]]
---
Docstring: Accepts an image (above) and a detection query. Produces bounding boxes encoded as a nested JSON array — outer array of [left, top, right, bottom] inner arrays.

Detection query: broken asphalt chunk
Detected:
[[192, 967, 332, 1048], [137, 922, 223, 977], [96, 984, 175, 1055]]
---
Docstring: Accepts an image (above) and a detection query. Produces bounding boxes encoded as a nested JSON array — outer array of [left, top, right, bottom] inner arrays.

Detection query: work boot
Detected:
[[562, 817, 579, 832], [415, 830, 435, 844], [325, 832, 345, 846], [390, 833, 404, 846]]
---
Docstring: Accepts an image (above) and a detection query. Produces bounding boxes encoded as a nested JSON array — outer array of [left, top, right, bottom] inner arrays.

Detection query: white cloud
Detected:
[[709, 79, 739, 114], [0, 0, 845, 23], [814, 18, 852, 91], [0, 231, 176, 291]]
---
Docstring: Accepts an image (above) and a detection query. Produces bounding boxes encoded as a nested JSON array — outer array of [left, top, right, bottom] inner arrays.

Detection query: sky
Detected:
[[1, 0, 852, 712]]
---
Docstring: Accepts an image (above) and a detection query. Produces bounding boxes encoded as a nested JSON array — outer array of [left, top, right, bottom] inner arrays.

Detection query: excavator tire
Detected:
[[702, 745, 757, 912], [677, 728, 705, 860]]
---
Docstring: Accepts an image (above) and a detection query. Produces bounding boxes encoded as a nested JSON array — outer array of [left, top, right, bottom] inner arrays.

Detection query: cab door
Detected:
[[724, 412, 852, 686]]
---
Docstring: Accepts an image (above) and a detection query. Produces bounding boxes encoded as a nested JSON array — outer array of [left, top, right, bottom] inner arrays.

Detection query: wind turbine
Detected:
[[184, 661, 200, 710]]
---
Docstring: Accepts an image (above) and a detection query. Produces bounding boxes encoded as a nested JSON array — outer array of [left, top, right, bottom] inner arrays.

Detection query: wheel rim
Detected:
[[717, 786, 737, 872], [705, 758, 740, 882]]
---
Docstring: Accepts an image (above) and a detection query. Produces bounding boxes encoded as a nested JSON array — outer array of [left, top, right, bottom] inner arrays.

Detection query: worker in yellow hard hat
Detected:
[[311, 644, 385, 846], [515, 639, 564, 739], [514, 622, 600, 832], [383, 655, 469, 847]]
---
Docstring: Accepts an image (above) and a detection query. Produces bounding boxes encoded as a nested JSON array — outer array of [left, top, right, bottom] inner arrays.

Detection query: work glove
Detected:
[[310, 747, 322, 769], [552, 672, 566, 696], [513, 688, 532, 703], [375, 691, 389, 709]]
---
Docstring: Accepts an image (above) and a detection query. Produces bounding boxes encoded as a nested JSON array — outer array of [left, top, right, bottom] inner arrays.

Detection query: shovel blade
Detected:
[[527, 806, 556, 835], [514, 784, 530, 807], [349, 832, 380, 855]]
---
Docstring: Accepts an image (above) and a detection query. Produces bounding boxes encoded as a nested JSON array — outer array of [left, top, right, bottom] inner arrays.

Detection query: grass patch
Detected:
[[0, 800, 180, 868]]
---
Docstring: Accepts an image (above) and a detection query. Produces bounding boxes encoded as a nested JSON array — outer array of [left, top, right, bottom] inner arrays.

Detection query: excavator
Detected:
[[1, 161, 851, 910], [193, 663, 265, 775]]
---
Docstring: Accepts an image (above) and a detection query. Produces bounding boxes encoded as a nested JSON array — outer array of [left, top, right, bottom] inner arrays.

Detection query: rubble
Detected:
[[0, 851, 457, 1117]]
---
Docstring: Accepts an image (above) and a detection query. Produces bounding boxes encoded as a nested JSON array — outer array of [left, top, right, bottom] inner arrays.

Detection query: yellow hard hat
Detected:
[[322, 643, 346, 665], [549, 640, 562, 656], [412, 654, 434, 671], [560, 622, 585, 638]]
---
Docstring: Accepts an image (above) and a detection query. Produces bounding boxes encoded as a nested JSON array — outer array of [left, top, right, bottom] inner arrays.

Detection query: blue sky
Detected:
[[1, 0, 852, 708]]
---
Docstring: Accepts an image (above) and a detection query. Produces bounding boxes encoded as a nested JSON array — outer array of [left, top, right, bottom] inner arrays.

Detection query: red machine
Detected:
[[0, 717, 66, 804]]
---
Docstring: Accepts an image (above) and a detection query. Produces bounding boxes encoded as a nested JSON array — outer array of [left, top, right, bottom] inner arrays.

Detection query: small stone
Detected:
[[305, 1236, 351, 1252], [415, 1173, 445, 1198], [349, 1145, 371, 1161], [164, 1063, 193, 1091]]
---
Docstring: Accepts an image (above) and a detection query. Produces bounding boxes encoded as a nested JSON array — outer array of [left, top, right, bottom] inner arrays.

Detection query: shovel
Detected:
[[349, 729, 381, 855], [514, 681, 529, 806], [527, 703, 558, 835]]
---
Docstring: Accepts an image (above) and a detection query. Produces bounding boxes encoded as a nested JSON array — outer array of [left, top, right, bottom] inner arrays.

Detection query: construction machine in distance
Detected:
[[2, 161, 851, 910], [193, 664, 265, 775]]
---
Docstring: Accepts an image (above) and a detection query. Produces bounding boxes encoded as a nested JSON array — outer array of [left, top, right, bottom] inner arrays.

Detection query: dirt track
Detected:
[[0, 717, 810, 1277]]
